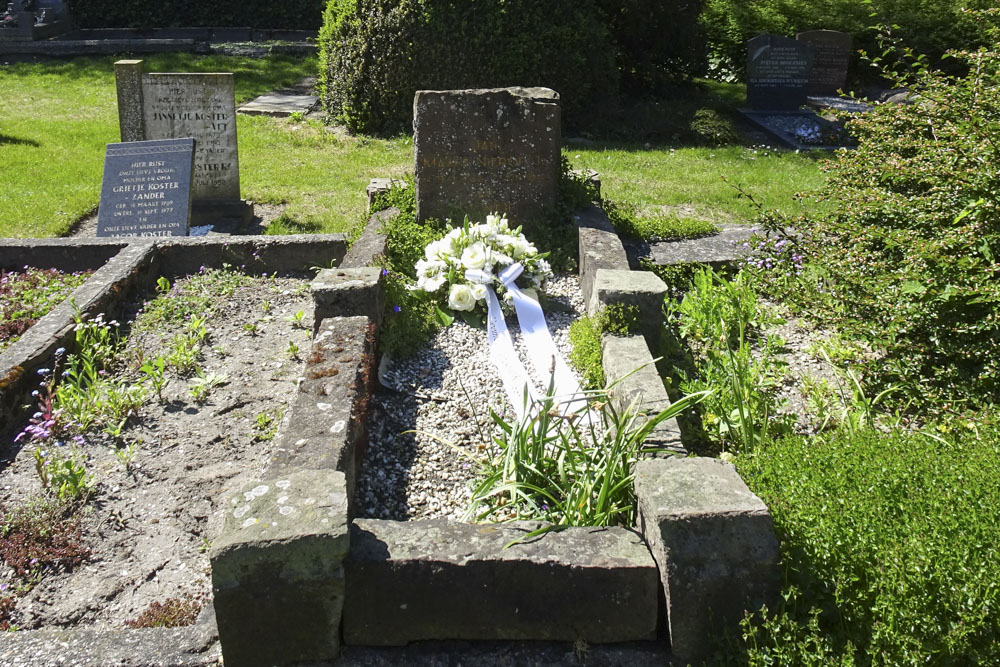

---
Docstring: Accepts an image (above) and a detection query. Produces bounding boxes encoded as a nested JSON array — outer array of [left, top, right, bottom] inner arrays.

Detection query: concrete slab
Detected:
[[648, 224, 752, 268], [238, 93, 318, 117]]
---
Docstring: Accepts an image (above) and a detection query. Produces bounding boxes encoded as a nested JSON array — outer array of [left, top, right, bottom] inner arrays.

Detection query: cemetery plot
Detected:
[[0, 268, 313, 630], [358, 275, 587, 521], [0, 267, 93, 353]]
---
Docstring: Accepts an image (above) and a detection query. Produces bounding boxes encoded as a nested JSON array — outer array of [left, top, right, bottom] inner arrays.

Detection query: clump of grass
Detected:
[[463, 387, 707, 532], [136, 267, 252, 331], [604, 199, 719, 242], [568, 303, 640, 389], [125, 593, 203, 629]]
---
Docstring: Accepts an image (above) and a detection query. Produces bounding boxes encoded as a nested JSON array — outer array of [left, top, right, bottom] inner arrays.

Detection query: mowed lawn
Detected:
[[0, 54, 827, 238]]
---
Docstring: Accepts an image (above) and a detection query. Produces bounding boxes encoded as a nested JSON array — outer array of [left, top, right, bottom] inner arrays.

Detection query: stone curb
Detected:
[[575, 203, 629, 308], [344, 519, 659, 645], [636, 457, 780, 665], [602, 334, 685, 455]]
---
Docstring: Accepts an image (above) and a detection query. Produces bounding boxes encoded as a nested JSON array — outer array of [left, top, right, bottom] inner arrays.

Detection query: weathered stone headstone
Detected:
[[96, 138, 195, 238], [114, 60, 251, 224], [746, 33, 815, 110], [797, 30, 853, 95], [413, 87, 561, 230]]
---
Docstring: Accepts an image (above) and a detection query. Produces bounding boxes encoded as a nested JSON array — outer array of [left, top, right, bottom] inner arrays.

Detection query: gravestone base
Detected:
[[740, 109, 853, 150], [191, 199, 254, 226]]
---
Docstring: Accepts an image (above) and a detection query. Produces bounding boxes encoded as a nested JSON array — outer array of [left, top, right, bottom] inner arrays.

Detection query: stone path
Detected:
[[237, 76, 318, 117]]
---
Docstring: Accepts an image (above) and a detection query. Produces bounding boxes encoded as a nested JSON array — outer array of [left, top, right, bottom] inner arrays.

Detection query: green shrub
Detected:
[[318, 0, 619, 134], [751, 14, 1000, 407], [725, 419, 1000, 664], [596, 0, 705, 94], [700, 0, 995, 82], [69, 0, 326, 29]]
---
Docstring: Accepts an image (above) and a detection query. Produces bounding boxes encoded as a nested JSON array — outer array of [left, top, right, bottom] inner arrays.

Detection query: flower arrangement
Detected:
[[412, 214, 552, 319]]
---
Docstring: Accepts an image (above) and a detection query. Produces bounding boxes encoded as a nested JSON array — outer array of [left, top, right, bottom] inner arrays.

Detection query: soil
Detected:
[[0, 270, 315, 630]]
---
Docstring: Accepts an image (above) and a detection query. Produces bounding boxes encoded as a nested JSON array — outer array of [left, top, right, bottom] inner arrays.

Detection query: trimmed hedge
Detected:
[[68, 0, 326, 30], [318, 0, 619, 134]]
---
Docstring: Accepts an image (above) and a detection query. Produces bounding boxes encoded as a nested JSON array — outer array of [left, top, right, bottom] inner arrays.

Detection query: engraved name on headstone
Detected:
[[413, 87, 561, 231], [114, 60, 251, 223], [96, 138, 195, 238], [796, 30, 853, 95], [746, 33, 816, 110]]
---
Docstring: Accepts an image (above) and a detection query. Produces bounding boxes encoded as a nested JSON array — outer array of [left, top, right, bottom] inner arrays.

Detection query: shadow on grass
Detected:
[[0, 133, 40, 147]]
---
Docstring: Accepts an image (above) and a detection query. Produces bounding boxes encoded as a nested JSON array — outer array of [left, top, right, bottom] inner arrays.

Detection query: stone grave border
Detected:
[[740, 108, 854, 151], [0, 28, 316, 57], [0, 200, 779, 664], [209, 182, 780, 666]]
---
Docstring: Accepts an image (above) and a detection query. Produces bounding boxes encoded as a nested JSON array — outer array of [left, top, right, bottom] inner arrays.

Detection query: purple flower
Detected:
[[28, 558, 38, 567], [393, 305, 402, 313], [37, 368, 51, 376], [55, 347, 66, 356]]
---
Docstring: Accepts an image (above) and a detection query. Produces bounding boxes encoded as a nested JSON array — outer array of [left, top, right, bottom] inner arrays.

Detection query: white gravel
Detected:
[[357, 274, 587, 521]]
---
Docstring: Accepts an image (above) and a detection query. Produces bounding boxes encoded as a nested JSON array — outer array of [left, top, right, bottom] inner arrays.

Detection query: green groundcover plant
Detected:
[[721, 418, 1000, 665]]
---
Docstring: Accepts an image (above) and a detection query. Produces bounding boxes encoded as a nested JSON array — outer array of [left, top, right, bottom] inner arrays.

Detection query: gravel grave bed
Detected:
[[358, 274, 587, 522], [0, 270, 314, 630]]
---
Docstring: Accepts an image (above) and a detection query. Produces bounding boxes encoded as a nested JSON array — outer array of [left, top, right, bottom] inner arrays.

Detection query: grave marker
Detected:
[[96, 138, 195, 238], [746, 34, 815, 110], [796, 30, 853, 95], [114, 60, 251, 224], [413, 87, 561, 231]]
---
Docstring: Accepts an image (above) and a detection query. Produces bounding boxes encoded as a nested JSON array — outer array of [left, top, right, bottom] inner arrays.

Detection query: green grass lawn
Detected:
[[1, 56, 826, 238]]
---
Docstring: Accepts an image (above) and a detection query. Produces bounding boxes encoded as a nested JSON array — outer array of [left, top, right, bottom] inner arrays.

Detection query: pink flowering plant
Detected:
[[410, 213, 552, 324]]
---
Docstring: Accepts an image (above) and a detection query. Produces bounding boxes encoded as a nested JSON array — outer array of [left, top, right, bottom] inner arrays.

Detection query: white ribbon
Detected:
[[466, 264, 587, 420]]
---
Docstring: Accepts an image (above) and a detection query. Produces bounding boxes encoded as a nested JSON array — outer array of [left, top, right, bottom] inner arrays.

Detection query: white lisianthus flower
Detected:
[[461, 242, 488, 270], [421, 274, 446, 292], [448, 283, 476, 311], [470, 283, 488, 300]]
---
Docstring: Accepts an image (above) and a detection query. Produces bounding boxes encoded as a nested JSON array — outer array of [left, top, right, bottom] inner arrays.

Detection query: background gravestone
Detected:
[[797, 30, 853, 95], [114, 60, 251, 225], [413, 87, 561, 231], [96, 138, 195, 238], [746, 33, 815, 110]]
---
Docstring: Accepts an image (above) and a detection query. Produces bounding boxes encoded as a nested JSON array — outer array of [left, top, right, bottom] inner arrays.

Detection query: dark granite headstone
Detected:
[[746, 34, 815, 110], [96, 138, 195, 238], [413, 87, 561, 231], [797, 30, 853, 95]]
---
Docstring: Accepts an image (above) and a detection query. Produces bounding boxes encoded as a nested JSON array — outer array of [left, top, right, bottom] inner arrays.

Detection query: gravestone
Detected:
[[746, 34, 815, 110], [114, 60, 252, 225], [96, 138, 195, 238], [0, 0, 71, 41], [796, 30, 853, 95], [413, 87, 561, 231]]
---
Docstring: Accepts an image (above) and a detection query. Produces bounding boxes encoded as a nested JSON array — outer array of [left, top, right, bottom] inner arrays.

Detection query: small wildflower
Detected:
[[37, 368, 51, 376], [392, 305, 402, 313], [55, 347, 66, 356]]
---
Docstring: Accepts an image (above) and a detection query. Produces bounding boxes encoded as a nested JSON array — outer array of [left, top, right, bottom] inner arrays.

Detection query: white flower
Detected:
[[419, 274, 446, 292], [447, 284, 476, 311], [461, 242, 488, 270], [470, 283, 488, 300]]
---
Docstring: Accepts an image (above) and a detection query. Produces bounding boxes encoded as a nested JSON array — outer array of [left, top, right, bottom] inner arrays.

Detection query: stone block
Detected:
[[576, 204, 628, 308], [635, 458, 780, 664], [413, 87, 560, 231], [344, 519, 659, 645], [265, 316, 375, 506], [647, 224, 752, 269], [602, 334, 684, 455], [341, 207, 396, 269], [590, 269, 668, 346], [114, 59, 146, 142], [211, 468, 350, 666], [365, 178, 407, 212], [311, 267, 384, 326]]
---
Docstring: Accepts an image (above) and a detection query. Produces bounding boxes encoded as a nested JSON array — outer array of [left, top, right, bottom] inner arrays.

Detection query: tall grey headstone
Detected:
[[797, 30, 853, 95], [746, 34, 815, 110], [413, 87, 561, 231], [114, 60, 252, 224], [96, 138, 195, 238]]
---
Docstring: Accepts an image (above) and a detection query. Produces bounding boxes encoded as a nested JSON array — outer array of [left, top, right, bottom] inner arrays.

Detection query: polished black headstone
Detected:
[[746, 34, 815, 110], [97, 138, 195, 238]]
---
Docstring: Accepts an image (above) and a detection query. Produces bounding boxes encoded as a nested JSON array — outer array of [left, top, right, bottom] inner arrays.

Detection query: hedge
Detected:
[[318, 0, 620, 134], [68, 0, 326, 30]]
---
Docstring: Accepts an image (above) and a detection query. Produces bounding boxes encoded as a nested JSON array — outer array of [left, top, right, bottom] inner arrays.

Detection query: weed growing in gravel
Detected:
[[286, 339, 301, 359], [33, 447, 94, 502], [251, 410, 282, 442], [188, 371, 227, 404], [137, 267, 252, 331], [0, 499, 90, 581], [286, 309, 308, 329], [139, 356, 168, 402], [462, 385, 707, 532], [125, 593, 203, 628]]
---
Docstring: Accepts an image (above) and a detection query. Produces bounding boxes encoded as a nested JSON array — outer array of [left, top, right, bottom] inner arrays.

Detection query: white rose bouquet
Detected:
[[411, 213, 552, 323]]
